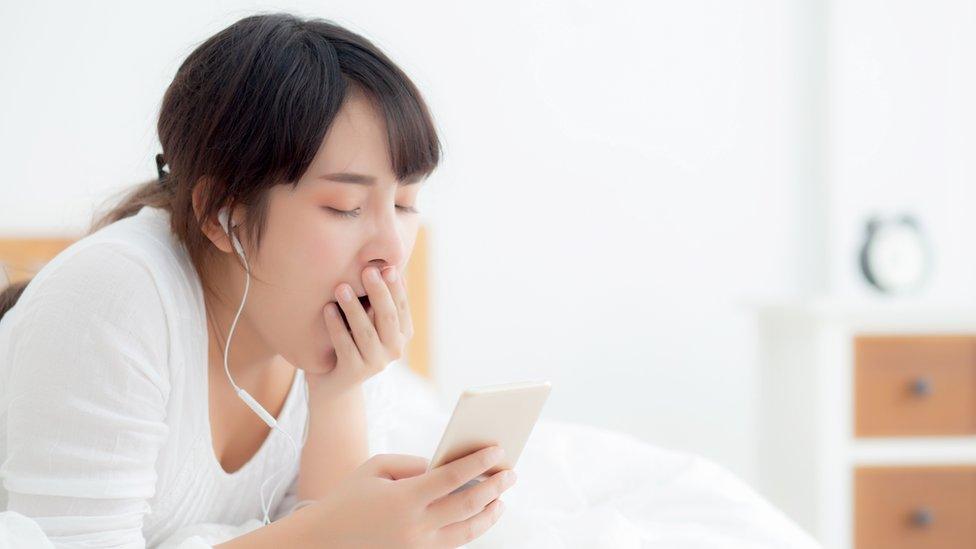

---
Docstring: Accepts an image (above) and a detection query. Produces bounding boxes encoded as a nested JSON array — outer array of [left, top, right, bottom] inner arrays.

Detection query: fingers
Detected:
[[409, 445, 506, 504], [329, 266, 409, 376], [323, 301, 361, 368], [435, 498, 505, 548], [383, 265, 415, 340], [363, 265, 402, 358], [425, 468, 516, 529], [334, 282, 378, 362]]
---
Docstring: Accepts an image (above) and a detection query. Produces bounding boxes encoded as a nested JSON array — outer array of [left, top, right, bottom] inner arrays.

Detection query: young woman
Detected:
[[0, 13, 514, 548]]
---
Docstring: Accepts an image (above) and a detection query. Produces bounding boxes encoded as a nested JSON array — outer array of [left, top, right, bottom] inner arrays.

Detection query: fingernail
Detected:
[[366, 267, 381, 283], [383, 267, 398, 283], [490, 447, 506, 462], [338, 284, 354, 302], [502, 470, 516, 487]]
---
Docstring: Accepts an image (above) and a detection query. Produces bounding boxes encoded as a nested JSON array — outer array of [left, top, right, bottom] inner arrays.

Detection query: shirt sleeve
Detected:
[[1, 242, 173, 548]]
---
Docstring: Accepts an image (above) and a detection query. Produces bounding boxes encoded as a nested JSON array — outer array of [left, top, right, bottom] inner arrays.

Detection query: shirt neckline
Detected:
[[202, 358, 303, 480]]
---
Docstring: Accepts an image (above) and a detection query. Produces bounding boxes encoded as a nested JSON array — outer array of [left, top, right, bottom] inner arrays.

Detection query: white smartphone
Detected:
[[426, 379, 552, 492]]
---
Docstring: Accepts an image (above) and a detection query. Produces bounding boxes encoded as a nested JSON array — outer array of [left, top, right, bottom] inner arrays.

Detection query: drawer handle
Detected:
[[910, 377, 933, 397], [910, 507, 934, 528]]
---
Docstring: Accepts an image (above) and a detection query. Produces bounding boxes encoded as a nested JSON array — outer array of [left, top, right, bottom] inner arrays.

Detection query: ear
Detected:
[[192, 177, 239, 255]]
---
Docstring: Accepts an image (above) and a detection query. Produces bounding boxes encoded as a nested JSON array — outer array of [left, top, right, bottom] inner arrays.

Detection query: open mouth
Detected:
[[337, 294, 371, 331]]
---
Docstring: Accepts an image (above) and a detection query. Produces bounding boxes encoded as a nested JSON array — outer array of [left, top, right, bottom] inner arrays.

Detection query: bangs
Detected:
[[274, 20, 441, 187], [356, 79, 440, 186]]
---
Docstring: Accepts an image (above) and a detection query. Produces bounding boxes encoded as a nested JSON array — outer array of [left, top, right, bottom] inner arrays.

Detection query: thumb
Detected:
[[366, 453, 430, 480]]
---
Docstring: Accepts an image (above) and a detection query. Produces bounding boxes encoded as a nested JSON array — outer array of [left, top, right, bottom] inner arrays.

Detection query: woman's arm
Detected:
[[1, 243, 172, 546], [296, 383, 369, 502]]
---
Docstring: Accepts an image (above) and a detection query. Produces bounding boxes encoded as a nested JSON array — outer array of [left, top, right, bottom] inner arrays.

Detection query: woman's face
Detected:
[[222, 88, 425, 374]]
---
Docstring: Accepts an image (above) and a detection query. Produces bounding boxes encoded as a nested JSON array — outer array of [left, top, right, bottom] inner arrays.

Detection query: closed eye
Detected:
[[324, 206, 419, 218]]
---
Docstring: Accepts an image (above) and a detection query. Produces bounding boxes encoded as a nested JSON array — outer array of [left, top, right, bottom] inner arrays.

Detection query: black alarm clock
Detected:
[[859, 214, 932, 294]]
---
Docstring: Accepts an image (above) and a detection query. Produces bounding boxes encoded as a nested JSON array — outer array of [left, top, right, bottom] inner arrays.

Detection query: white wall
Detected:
[[0, 0, 809, 486], [827, 0, 976, 302]]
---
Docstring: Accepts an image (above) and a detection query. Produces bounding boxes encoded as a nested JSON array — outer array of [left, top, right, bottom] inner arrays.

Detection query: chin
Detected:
[[281, 344, 335, 375], [304, 345, 338, 375]]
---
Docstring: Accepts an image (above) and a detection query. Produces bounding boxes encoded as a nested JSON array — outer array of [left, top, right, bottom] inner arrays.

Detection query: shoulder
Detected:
[[18, 239, 168, 321], [1, 207, 205, 392], [14, 207, 195, 327], [7, 239, 172, 365], [3, 220, 187, 384]]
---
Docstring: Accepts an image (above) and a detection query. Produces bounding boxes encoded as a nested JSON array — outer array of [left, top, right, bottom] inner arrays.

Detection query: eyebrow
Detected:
[[319, 172, 423, 186]]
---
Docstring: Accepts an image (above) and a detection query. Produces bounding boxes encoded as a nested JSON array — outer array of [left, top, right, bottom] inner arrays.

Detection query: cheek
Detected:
[[255, 207, 345, 290], [253, 211, 352, 329], [245, 231, 345, 367], [303, 227, 346, 271]]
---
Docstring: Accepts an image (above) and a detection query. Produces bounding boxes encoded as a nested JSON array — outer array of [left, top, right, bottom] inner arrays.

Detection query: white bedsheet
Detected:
[[1, 361, 822, 548], [462, 419, 822, 548], [361, 363, 823, 549]]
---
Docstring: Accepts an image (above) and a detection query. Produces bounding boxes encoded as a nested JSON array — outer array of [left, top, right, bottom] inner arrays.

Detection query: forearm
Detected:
[[297, 383, 369, 501]]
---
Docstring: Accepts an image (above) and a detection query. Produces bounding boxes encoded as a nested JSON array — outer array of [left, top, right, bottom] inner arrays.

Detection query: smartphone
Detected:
[[426, 379, 552, 493]]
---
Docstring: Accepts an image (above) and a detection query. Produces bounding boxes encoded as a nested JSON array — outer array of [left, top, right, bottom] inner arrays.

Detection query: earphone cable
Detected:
[[222, 223, 303, 525], [222, 245, 250, 395]]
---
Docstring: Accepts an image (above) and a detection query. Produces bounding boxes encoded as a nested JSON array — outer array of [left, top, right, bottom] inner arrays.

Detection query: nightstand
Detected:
[[755, 300, 976, 549]]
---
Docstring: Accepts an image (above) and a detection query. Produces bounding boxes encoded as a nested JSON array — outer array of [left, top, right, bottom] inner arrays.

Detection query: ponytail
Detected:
[[0, 279, 29, 320]]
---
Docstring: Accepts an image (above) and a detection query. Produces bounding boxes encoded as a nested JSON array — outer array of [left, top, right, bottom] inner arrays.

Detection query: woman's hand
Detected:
[[303, 446, 514, 548], [215, 446, 515, 549], [306, 265, 413, 398]]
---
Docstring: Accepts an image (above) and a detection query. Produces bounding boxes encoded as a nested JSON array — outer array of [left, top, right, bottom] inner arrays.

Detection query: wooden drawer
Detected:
[[855, 466, 976, 549], [854, 335, 976, 437]]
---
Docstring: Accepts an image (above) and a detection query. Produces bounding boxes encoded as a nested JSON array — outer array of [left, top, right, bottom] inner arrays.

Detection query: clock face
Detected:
[[863, 221, 928, 293]]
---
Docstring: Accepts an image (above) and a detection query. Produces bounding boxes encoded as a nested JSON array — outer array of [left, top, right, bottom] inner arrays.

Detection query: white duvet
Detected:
[[1, 361, 821, 548]]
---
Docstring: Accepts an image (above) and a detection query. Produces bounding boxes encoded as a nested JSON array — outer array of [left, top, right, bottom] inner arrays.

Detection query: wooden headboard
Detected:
[[0, 226, 433, 379]]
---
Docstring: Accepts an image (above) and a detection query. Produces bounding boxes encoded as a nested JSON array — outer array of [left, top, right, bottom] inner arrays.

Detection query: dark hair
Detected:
[[0, 12, 440, 321]]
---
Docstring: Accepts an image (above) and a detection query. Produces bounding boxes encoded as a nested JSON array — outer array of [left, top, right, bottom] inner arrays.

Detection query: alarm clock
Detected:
[[858, 214, 932, 294]]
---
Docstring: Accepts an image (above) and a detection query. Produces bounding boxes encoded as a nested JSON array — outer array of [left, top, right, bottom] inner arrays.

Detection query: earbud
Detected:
[[218, 208, 246, 260]]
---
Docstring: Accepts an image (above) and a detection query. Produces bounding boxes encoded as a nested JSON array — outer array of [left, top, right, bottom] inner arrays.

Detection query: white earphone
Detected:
[[217, 207, 308, 525]]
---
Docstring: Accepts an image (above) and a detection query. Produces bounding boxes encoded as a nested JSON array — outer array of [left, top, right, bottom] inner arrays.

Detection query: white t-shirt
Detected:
[[0, 205, 353, 547]]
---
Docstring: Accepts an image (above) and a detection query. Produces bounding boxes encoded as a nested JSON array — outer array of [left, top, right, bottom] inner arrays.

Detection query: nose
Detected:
[[361, 208, 408, 277]]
